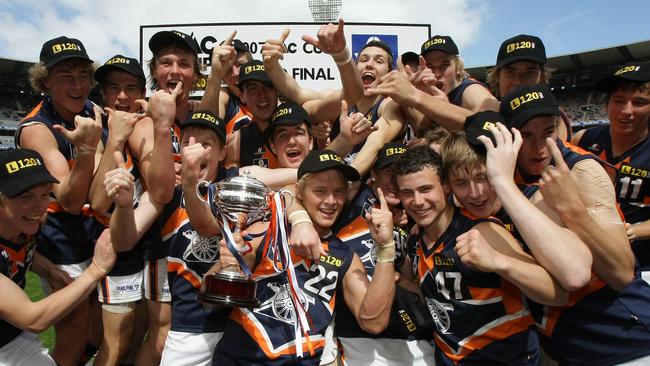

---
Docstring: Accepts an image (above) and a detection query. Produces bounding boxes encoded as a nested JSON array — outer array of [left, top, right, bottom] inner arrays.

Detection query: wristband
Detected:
[[289, 210, 312, 226], [332, 47, 352, 66], [376, 240, 396, 263]]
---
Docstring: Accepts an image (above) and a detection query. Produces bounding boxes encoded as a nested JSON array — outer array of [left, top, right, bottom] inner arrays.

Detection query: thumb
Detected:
[[52, 124, 73, 140], [418, 55, 427, 72], [103, 107, 114, 119], [188, 136, 196, 146], [134, 99, 148, 114], [113, 151, 127, 170], [339, 99, 349, 120], [279, 28, 290, 43]]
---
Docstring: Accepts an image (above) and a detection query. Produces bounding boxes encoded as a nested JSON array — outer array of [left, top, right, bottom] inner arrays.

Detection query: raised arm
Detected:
[[0, 229, 115, 333], [19, 105, 103, 214], [199, 30, 237, 118], [342, 188, 396, 334], [478, 123, 592, 291], [89, 108, 146, 213]]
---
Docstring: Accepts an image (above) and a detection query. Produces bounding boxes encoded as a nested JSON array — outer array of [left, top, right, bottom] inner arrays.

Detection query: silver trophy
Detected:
[[196, 171, 292, 308]]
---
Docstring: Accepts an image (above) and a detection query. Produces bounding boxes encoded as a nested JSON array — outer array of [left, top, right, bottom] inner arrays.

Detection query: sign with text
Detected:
[[140, 22, 430, 95]]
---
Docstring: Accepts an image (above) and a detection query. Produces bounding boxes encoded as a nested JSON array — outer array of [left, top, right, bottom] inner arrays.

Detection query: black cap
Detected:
[[496, 34, 546, 68], [181, 110, 226, 144], [374, 142, 407, 170], [0, 149, 58, 197], [595, 61, 650, 93], [500, 84, 560, 130], [149, 30, 200, 56], [464, 111, 505, 148], [420, 35, 458, 56], [238, 60, 273, 88], [298, 150, 360, 181], [265, 102, 312, 142], [39, 36, 92, 69], [95, 55, 146, 84]]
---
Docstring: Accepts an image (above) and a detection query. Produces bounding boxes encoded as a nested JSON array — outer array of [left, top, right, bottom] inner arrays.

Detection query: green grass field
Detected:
[[25, 271, 55, 350]]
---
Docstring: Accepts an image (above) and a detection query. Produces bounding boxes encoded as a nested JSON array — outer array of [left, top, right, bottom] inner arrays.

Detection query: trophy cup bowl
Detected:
[[197, 172, 291, 308]]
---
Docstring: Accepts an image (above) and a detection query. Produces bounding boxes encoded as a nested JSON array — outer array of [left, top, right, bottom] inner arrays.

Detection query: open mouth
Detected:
[[69, 94, 84, 101], [24, 215, 42, 223], [319, 207, 336, 218], [114, 104, 130, 112], [467, 200, 488, 210], [286, 149, 301, 159], [362, 72, 376, 86], [436, 81, 444, 90], [166, 80, 182, 93]]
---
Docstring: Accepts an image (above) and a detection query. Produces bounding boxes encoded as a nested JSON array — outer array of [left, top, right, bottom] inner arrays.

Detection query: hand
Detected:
[[302, 18, 346, 55], [311, 120, 331, 148], [366, 70, 417, 106], [290, 221, 326, 263], [104, 151, 135, 208], [105, 107, 146, 145], [147, 82, 182, 128], [181, 136, 212, 188], [455, 229, 505, 272], [174, 160, 183, 187], [539, 138, 585, 216], [53, 104, 103, 153], [407, 56, 446, 99], [391, 206, 409, 227], [365, 188, 394, 245], [477, 122, 522, 187], [338, 100, 377, 146], [262, 28, 290, 72], [625, 222, 638, 241], [210, 30, 237, 78], [89, 229, 116, 278]]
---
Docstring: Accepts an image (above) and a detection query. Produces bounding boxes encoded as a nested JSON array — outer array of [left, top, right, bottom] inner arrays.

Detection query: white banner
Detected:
[[140, 22, 430, 94]]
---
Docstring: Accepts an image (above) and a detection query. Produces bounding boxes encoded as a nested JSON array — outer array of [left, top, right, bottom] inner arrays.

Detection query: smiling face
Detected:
[[0, 183, 52, 241], [44, 59, 92, 120], [241, 80, 278, 123], [607, 86, 650, 137], [396, 166, 448, 229], [153, 47, 198, 100], [269, 123, 313, 168], [298, 170, 347, 237], [102, 70, 145, 112], [517, 115, 558, 177], [447, 164, 501, 218], [356, 46, 391, 96], [370, 167, 400, 209]]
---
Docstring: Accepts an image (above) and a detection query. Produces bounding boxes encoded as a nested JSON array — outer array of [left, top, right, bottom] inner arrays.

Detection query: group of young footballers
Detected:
[[1, 17, 650, 366]]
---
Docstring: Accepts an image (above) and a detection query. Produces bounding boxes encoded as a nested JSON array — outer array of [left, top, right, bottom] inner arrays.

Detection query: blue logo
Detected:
[[351, 34, 399, 69]]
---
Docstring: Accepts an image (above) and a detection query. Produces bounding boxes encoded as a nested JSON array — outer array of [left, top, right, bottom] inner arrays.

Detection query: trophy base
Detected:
[[200, 270, 260, 309]]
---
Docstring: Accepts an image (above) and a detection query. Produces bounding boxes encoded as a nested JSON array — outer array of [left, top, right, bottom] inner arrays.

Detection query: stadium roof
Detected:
[[468, 39, 650, 84], [0, 57, 34, 78]]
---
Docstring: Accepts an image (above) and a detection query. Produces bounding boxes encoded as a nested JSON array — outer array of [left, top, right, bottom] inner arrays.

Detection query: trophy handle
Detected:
[[279, 189, 294, 209], [196, 180, 210, 203]]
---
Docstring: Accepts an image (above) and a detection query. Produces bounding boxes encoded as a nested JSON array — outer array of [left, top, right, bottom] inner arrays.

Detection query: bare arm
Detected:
[[459, 224, 568, 306], [0, 230, 115, 333], [241, 165, 297, 190], [20, 108, 103, 214], [460, 83, 500, 113], [199, 31, 237, 118]]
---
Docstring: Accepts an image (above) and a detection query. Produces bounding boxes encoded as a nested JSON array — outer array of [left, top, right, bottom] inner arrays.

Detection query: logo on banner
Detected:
[[351, 34, 399, 68]]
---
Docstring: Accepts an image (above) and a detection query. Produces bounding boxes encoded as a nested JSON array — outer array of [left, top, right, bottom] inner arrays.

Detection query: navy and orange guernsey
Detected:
[[16, 97, 101, 264], [238, 121, 278, 168], [0, 235, 37, 347], [332, 184, 409, 339], [214, 234, 354, 365], [224, 91, 253, 135], [165, 188, 230, 333], [410, 206, 539, 365], [578, 125, 650, 269]]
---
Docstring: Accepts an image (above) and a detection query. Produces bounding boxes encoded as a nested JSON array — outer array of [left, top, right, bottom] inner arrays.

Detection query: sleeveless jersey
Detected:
[[165, 188, 231, 333], [16, 97, 103, 264], [333, 184, 410, 339], [224, 91, 253, 135], [578, 125, 650, 268], [447, 78, 486, 107], [237, 121, 278, 168], [214, 235, 354, 365], [410, 207, 539, 365], [0, 235, 37, 348]]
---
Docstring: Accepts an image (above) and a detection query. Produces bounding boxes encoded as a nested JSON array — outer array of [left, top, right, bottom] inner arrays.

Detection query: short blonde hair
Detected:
[[297, 170, 348, 196], [486, 64, 554, 97], [453, 55, 470, 82], [28, 60, 97, 93], [439, 132, 485, 183], [147, 45, 204, 91]]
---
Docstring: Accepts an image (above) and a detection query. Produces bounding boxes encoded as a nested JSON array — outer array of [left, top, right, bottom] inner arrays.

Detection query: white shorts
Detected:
[[40, 260, 91, 295], [97, 270, 143, 304], [339, 337, 436, 366], [144, 258, 171, 302], [0, 332, 55, 366], [160, 330, 224, 366]]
